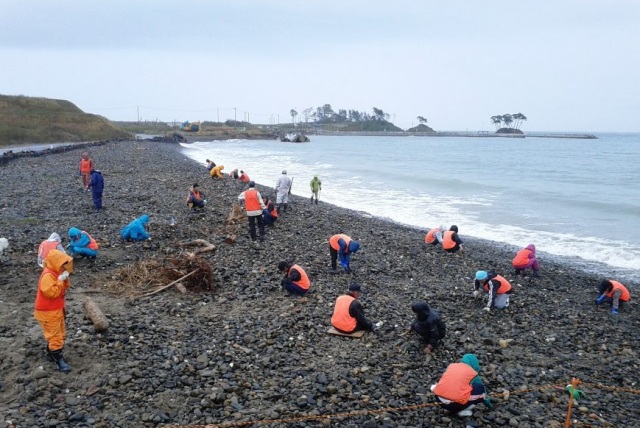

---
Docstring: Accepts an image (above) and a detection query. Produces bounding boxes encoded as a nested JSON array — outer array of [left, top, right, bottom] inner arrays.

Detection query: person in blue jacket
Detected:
[[87, 169, 104, 210], [68, 227, 99, 258], [121, 214, 151, 241]]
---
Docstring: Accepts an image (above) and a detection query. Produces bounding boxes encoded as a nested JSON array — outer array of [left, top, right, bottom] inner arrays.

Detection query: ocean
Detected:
[[179, 133, 640, 283]]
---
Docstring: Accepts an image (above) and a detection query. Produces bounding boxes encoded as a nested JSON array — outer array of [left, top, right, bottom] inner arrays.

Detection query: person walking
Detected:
[[277, 261, 311, 296], [512, 244, 541, 278], [473, 271, 512, 311], [310, 175, 322, 204], [329, 233, 360, 273], [431, 354, 492, 417], [78, 152, 94, 190], [121, 215, 151, 241], [275, 170, 292, 213], [442, 225, 464, 254], [37, 232, 65, 267], [331, 283, 373, 334], [87, 168, 104, 210], [596, 279, 630, 314], [67, 228, 99, 259], [238, 181, 267, 242], [186, 183, 206, 210], [34, 249, 74, 372], [408, 301, 447, 353]]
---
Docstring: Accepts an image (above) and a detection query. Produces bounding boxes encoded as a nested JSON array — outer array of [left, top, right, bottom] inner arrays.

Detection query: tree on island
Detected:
[[290, 109, 298, 126], [417, 116, 428, 125], [491, 112, 527, 134]]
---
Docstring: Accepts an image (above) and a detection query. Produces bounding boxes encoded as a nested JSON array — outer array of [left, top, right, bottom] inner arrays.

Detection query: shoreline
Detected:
[[0, 139, 638, 427]]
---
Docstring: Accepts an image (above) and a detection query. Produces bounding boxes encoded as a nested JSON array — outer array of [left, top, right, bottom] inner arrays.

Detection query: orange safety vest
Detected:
[[512, 248, 532, 267], [186, 190, 203, 202], [483, 275, 512, 294], [442, 231, 457, 250], [267, 202, 278, 218], [425, 228, 441, 244], [290, 264, 310, 290], [38, 241, 60, 262], [240, 174, 250, 183], [606, 280, 630, 302], [244, 189, 261, 211], [34, 268, 67, 311], [331, 295, 357, 332], [433, 363, 478, 404], [330, 234, 351, 252], [80, 158, 92, 173], [82, 231, 99, 250]]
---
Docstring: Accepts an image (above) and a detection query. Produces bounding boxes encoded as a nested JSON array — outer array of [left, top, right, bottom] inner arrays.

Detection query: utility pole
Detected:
[[137, 106, 140, 123], [234, 108, 237, 128], [217, 108, 219, 123]]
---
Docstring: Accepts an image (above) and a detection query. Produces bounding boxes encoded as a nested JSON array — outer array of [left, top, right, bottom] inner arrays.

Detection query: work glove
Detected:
[[596, 294, 606, 304], [58, 271, 70, 281], [484, 396, 494, 409], [482, 307, 491, 312], [473, 290, 480, 298], [565, 385, 585, 399], [611, 308, 619, 315], [340, 260, 349, 270]]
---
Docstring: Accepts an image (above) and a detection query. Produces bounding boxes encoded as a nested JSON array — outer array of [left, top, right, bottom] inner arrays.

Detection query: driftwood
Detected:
[[83, 297, 109, 332], [224, 234, 237, 244], [132, 270, 198, 299], [174, 283, 187, 294], [176, 239, 215, 257], [226, 203, 246, 225]]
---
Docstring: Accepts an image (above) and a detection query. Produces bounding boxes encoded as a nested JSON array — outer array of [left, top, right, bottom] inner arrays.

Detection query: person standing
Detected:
[[408, 301, 447, 353], [238, 181, 267, 242], [37, 233, 65, 267], [431, 354, 492, 417], [275, 170, 292, 213], [87, 168, 104, 210], [474, 271, 512, 311], [68, 228, 99, 259], [310, 175, 322, 204], [329, 233, 360, 273], [277, 261, 311, 296], [121, 215, 151, 241], [186, 183, 206, 210], [512, 244, 540, 278], [331, 283, 373, 334], [34, 249, 74, 372], [442, 225, 464, 254], [78, 152, 94, 190], [596, 279, 630, 314]]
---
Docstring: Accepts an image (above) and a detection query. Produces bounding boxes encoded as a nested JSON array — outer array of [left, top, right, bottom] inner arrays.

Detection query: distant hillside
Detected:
[[0, 95, 131, 146], [406, 123, 435, 133]]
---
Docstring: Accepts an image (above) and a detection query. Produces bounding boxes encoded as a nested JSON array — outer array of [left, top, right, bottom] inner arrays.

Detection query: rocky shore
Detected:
[[0, 140, 638, 428]]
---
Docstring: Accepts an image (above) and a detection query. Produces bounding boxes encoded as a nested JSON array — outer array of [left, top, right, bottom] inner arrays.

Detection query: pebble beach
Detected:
[[0, 139, 638, 428]]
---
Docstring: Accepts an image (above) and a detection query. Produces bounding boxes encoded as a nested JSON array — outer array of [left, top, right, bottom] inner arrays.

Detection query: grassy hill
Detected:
[[0, 95, 131, 147]]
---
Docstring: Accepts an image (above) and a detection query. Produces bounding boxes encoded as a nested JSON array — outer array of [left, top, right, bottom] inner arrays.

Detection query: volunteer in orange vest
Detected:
[[37, 232, 66, 267], [425, 226, 444, 246], [238, 181, 267, 242], [473, 270, 512, 311], [263, 196, 278, 226], [596, 279, 630, 315], [67, 227, 99, 259], [331, 283, 373, 334], [186, 183, 206, 209], [512, 244, 540, 278], [78, 152, 94, 190], [431, 354, 492, 417], [277, 261, 311, 296], [34, 249, 74, 372], [329, 233, 361, 272], [442, 225, 464, 254]]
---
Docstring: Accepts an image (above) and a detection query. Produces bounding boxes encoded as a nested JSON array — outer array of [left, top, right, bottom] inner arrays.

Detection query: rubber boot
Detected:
[[276, 204, 282, 215], [310, 196, 314, 203], [283, 203, 288, 213], [514, 269, 522, 276], [45, 346, 55, 362], [49, 349, 72, 372]]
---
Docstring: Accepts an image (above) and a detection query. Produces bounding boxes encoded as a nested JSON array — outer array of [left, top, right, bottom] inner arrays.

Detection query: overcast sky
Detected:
[[1, 1, 639, 132]]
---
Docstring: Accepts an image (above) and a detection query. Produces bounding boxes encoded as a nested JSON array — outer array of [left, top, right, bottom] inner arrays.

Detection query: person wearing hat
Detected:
[[277, 261, 310, 296], [38, 232, 66, 268], [596, 279, 630, 315], [442, 225, 464, 253], [87, 168, 104, 210], [186, 183, 206, 210], [275, 170, 292, 214], [310, 175, 322, 204], [512, 244, 540, 278], [238, 181, 267, 242], [329, 234, 361, 273], [67, 227, 99, 259], [121, 214, 151, 241], [331, 283, 373, 334], [239, 170, 250, 183], [210, 164, 225, 179], [431, 353, 492, 417], [473, 270, 512, 311], [408, 301, 447, 353]]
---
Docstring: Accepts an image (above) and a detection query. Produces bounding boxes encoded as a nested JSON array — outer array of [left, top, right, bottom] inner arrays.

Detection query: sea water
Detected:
[[180, 133, 640, 283]]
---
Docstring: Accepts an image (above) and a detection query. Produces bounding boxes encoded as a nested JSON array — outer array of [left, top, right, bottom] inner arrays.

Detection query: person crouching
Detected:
[[474, 270, 512, 312], [409, 301, 446, 353], [278, 261, 310, 296], [331, 283, 373, 334], [596, 279, 630, 315]]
